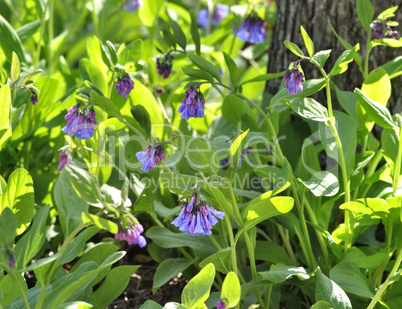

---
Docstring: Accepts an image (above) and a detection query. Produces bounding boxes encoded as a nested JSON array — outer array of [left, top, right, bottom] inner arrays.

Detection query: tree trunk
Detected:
[[266, 0, 402, 112]]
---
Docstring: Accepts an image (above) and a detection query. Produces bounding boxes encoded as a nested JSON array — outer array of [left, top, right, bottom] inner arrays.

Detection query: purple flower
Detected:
[[156, 54, 174, 79], [115, 224, 147, 247], [29, 90, 38, 105], [123, 0, 142, 12], [284, 67, 304, 95], [172, 195, 225, 236], [9, 255, 16, 269], [178, 85, 205, 120], [235, 16, 267, 44], [62, 103, 97, 139], [197, 3, 230, 29], [372, 22, 398, 39], [115, 76, 134, 99], [58, 149, 73, 172], [136, 144, 166, 173], [216, 299, 227, 309]]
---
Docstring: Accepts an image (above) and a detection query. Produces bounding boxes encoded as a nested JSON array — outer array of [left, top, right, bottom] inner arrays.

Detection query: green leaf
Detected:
[[0, 274, 27, 307], [237, 196, 294, 242], [88, 265, 139, 308], [0, 65, 8, 84], [259, 264, 310, 283], [240, 72, 283, 85], [377, 6, 398, 20], [118, 39, 143, 66], [153, 258, 193, 293], [228, 130, 249, 175], [190, 10, 201, 55], [329, 261, 375, 298], [356, 0, 374, 31], [284, 41, 305, 58], [355, 88, 396, 129], [283, 97, 330, 122], [82, 213, 118, 234], [21, 69, 43, 87], [65, 164, 103, 206], [312, 50, 331, 68], [0, 168, 34, 235], [380, 56, 402, 79], [372, 38, 402, 48], [182, 263, 215, 309], [188, 53, 222, 82], [54, 301, 93, 309], [0, 207, 17, 247], [199, 247, 232, 274], [11, 52, 20, 83], [299, 171, 339, 197], [0, 15, 25, 62], [300, 26, 314, 58], [54, 171, 88, 236], [131, 105, 151, 138], [105, 41, 118, 66], [221, 95, 257, 131], [221, 272, 241, 308], [182, 67, 215, 82], [14, 205, 49, 269], [223, 52, 239, 89], [79, 58, 107, 94], [315, 267, 352, 309], [329, 44, 360, 76], [171, 21, 187, 50], [139, 0, 164, 27], [311, 301, 334, 309], [0, 84, 12, 151]]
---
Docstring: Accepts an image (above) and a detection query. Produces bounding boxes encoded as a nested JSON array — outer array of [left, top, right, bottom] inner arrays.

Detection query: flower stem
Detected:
[[392, 126, 402, 195], [34, 0, 50, 70], [364, 31, 372, 78], [9, 269, 30, 309]]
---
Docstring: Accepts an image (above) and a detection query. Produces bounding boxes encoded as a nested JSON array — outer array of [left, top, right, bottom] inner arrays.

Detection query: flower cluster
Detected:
[[123, 0, 142, 12], [62, 103, 97, 139], [58, 148, 73, 172], [178, 85, 205, 120], [372, 22, 398, 39], [156, 54, 174, 79], [216, 299, 227, 309], [220, 146, 253, 170], [236, 16, 267, 44], [136, 144, 166, 173], [197, 3, 229, 29], [172, 193, 225, 236], [284, 67, 304, 95], [115, 75, 135, 99], [115, 223, 147, 247]]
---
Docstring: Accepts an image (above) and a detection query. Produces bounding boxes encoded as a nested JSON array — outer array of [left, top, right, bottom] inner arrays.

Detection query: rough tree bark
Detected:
[[266, 0, 402, 113]]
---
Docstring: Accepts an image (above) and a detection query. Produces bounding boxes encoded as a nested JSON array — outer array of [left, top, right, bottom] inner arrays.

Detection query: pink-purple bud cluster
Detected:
[[58, 149, 73, 172], [115, 76, 135, 99], [156, 54, 174, 79], [115, 223, 147, 247], [216, 299, 227, 309], [284, 68, 304, 95], [172, 193, 225, 236], [62, 103, 97, 139], [372, 22, 398, 39], [235, 16, 267, 44], [178, 85, 205, 120], [136, 144, 166, 173]]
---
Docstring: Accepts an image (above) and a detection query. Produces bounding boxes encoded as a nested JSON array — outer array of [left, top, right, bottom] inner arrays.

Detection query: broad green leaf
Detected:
[[58, 229, 92, 265], [146, 226, 216, 258], [54, 171, 88, 236], [382, 115, 402, 171], [188, 53, 222, 82], [88, 265, 140, 308], [182, 263, 215, 309], [82, 213, 118, 234], [0, 168, 34, 235], [311, 301, 333, 309], [342, 247, 388, 271], [0, 274, 27, 307], [255, 241, 294, 265], [139, 0, 164, 27], [221, 272, 241, 308], [182, 67, 215, 82], [24, 252, 61, 272], [21, 69, 42, 87], [227, 130, 249, 175], [0, 15, 25, 62], [283, 97, 330, 122], [9, 285, 50, 309], [329, 261, 375, 298], [171, 21, 187, 50], [372, 38, 402, 48], [190, 10, 201, 55], [86, 36, 109, 74], [356, 0, 374, 30], [300, 26, 314, 58], [240, 72, 283, 85], [259, 264, 310, 283], [0, 207, 17, 247], [283, 41, 305, 58], [315, 267, 352, 309], [131, 105, 151, 138], [221, 95, 257, 132], [153, 258, 193, 293], [199, 247, 232, 274], [223, 52, 239, 89], [65, 164, 103, 206], [380, 56, 402, 79], [11, 52, 20, 83], [312, 50, 331, 68], [339, 198, 388, 216], [377, 6, 398, 20], [329, 44, 360, 76], [79, 58, 107, 94], [0, 84, 12, 151], [118, 39, 143, 67], [253, 159, 292, 197], [299, 171, 339, 196], [237, 196, 294, 242], [140, 301, 163, 309], [69, 243, 118, 272], [105, 41, 118, 66], [0, 65, 7, 84], [355, 88, 396, 129], [14, 205, 49, 269]]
